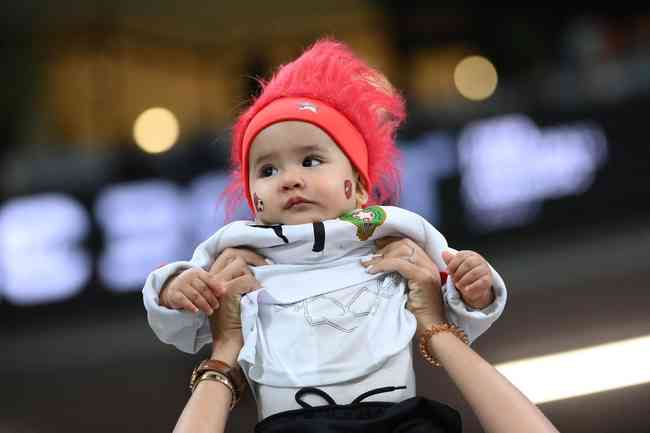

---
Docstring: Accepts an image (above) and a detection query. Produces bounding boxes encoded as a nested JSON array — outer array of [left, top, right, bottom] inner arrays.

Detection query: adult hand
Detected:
[[207, 248, 266, 343], [361, 237, 445, 335]]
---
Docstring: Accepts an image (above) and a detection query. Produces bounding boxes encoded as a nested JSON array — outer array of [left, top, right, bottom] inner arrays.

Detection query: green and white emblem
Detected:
[[340, 206, 387, 241]]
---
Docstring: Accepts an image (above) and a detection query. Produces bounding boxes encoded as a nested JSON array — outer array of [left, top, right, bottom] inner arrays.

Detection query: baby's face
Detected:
[[248, 121, 368, 225]]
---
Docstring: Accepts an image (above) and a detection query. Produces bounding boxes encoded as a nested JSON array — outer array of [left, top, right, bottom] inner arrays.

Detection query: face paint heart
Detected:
[[344, 179, 352, 199], [254, 192, 264, 212]]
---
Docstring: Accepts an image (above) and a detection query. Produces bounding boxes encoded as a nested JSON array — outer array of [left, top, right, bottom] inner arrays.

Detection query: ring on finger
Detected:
[[402, 246, 416, 264]]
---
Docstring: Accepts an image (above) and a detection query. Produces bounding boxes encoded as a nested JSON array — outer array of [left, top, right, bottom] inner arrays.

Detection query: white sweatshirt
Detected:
[[143, 206, 507, 417]]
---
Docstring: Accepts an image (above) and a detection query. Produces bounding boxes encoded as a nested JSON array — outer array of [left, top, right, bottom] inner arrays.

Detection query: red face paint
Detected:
[[344, 180, 352, 199], [253, 193, 264, 212]]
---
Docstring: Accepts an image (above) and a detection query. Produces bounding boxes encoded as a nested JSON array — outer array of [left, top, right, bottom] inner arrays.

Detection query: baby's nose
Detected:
[[281, 168, 305, 189]]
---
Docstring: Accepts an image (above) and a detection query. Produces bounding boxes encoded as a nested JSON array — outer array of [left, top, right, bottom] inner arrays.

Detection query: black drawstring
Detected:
[[350, 386, 406, 404], [295, 387, 338, 408], [294, 386, 407, 408]]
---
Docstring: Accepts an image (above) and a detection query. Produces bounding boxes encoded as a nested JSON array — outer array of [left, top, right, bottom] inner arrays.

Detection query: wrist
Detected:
[[416, 315, 445, 337], [464, 286, 495, 310], [419, 323, 469, 367], [158, 271, 183, 307], [211, 336, 243, 365], [190, 359, 246, 409], [158, 286, 170, 308]]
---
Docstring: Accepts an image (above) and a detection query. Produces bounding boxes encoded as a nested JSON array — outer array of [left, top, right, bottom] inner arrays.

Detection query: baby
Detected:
[[143, 39, 507, 419]]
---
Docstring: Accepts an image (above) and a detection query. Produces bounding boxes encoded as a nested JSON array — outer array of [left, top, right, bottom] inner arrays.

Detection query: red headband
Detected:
[[241, 97, 370, 212]]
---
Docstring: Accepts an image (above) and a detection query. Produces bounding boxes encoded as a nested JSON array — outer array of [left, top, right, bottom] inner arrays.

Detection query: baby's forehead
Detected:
[[253, 121, 333, 145], [252, 141, 327, 158], [249, 121, 342, 161]]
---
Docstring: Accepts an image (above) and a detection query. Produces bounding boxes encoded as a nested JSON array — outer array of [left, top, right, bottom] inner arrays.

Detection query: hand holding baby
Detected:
[[361, 237, 446, 335], [206, 248, 265, 341]]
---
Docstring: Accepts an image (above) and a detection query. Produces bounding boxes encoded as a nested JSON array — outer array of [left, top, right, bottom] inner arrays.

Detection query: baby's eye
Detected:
[[259, 165, 279, 178], [303, 156, 322, 168]]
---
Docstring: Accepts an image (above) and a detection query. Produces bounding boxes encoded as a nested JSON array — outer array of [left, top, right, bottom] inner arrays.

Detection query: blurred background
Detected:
[[2, 3, 649, 432]]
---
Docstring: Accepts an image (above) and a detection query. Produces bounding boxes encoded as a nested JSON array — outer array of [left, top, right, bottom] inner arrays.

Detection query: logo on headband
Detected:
[[340, 206, 387, 241], [298, 102, 318, 113]]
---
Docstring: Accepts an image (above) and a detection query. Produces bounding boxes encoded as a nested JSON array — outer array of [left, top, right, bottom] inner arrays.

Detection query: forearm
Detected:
[[172, 338, 242, 433], [173, 380, 232, 433], [428, 333, 559, 433]]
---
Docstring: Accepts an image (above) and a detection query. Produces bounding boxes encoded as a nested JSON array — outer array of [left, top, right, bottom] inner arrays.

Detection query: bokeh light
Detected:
[[133, 107, 180, 153], [454, 55, 498, 101]]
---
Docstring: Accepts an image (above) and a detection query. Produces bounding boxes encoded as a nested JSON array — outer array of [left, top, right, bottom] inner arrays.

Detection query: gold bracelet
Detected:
[[193, 371, 238, 410], [419, 323, 469, 367]]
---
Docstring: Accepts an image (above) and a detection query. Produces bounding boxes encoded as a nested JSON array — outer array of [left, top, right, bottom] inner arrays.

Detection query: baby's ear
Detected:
[[355, 176, 369, 207]]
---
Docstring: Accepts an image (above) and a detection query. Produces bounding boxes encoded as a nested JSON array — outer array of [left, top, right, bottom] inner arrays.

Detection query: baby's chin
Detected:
[[255, 210, 344, 226], [255, 216, 322, 226]]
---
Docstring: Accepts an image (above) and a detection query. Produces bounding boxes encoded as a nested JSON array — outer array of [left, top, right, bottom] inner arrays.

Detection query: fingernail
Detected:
[[366, 265, 376, 274], [265, 258, 275, 265], [361, 254, 382, 263]]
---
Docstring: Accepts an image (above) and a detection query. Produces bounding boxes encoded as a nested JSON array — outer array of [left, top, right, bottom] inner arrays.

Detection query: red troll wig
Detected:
[[223, 38, 406, 219]]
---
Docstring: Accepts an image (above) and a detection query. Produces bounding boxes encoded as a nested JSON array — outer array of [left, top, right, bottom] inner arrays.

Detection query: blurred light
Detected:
[[458, 114, 608, 231], [133, 107, 180, 154], [0, 194, 90, 305], [95, 180, 187, 236], [188, 172, 230, 243], [454, 56, 498, 101], [95, 180, 190, 292], [398, 133, 456, 225], [496, 335, 650, 404]]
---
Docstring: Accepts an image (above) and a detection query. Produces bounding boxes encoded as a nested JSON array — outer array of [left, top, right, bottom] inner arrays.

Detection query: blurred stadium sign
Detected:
[[0, 115, 609, 306]]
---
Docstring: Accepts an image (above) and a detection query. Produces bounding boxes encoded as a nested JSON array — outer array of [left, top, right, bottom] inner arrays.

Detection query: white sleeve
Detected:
[[442, 256, 507, 344], [400, 208, 508, 344], [142, 227, 230, 354]]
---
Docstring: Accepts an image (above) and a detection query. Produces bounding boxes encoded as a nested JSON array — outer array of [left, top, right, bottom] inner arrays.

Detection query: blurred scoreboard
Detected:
[[1, 110, 643, 308]]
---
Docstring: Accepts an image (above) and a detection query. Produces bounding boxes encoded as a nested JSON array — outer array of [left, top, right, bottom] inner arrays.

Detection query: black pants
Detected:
[[254, 387, 462, 433]]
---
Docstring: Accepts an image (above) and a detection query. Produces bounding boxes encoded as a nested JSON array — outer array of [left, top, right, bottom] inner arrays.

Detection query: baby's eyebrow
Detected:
[[252, 144, 325, 167], [252, 152, 275, 167]]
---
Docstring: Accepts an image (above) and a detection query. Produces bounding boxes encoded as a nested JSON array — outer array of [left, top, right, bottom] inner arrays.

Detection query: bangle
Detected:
[[189, 359, 246, 410], [193, 371, 237, 410], [419, 323, 469, 367]]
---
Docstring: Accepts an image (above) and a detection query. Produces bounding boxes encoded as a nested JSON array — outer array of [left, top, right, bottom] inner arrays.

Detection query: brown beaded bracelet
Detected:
[[419, 323, 469, 367]]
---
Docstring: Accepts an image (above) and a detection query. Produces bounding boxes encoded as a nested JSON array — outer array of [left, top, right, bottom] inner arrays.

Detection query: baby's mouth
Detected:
[[284, 197, 313, 209]]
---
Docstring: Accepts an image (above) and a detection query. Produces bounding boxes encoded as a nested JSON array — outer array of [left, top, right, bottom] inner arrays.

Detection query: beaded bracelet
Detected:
[[419, 323, 469, 367]]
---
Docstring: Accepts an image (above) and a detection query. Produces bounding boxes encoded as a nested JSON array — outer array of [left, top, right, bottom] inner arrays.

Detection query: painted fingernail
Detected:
[[265, 258, 275, 265]]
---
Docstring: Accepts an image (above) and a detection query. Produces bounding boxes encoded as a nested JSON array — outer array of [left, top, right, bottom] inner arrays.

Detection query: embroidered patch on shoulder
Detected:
[[339, 206, 387, 240]]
